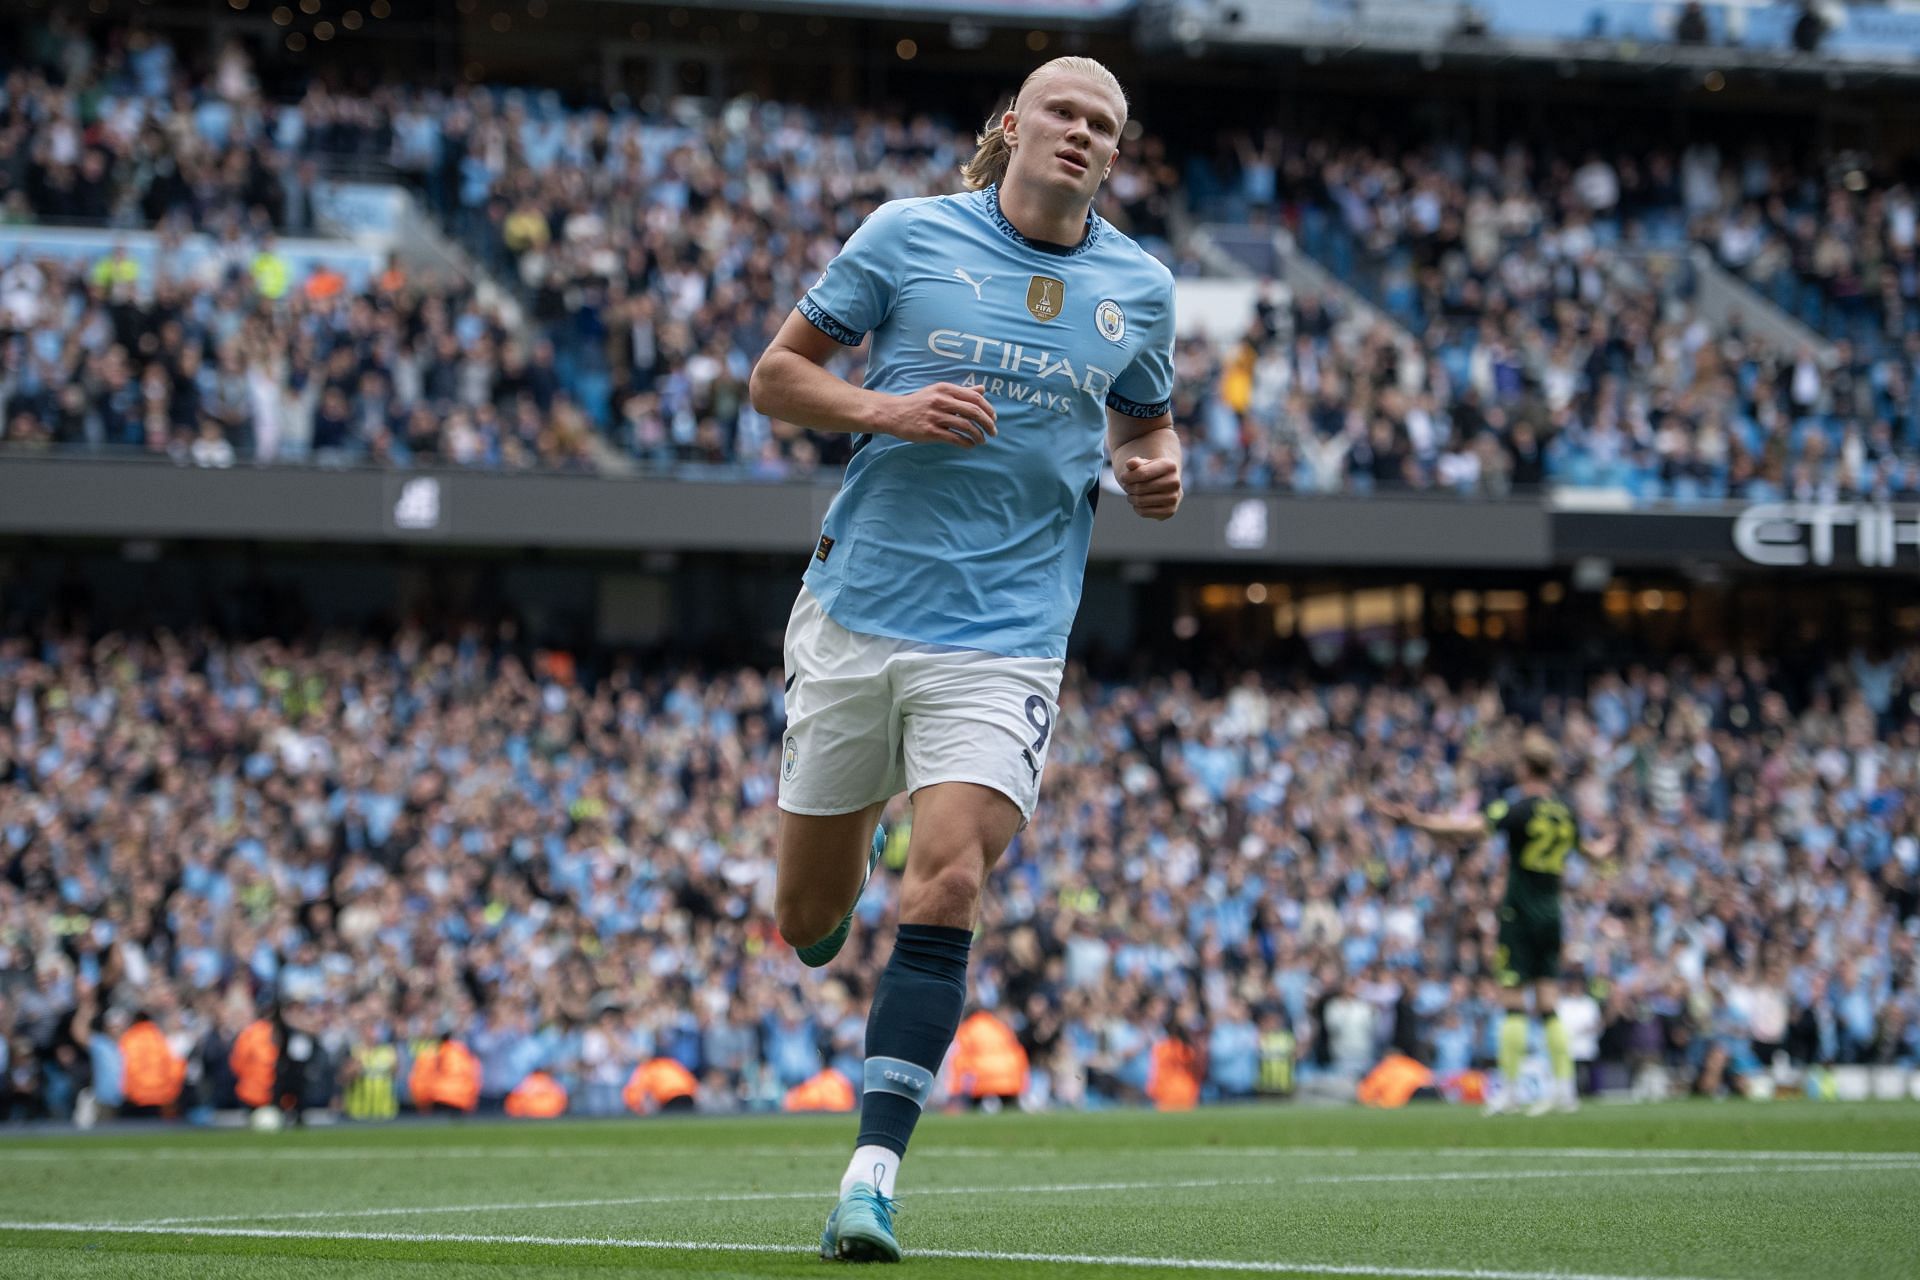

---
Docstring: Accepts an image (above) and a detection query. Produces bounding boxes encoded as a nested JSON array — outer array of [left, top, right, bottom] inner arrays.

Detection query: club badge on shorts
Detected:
[[1026, 275, 1065, 322], [1095, 298, 1126, 342], [783, 735, 799, 782]]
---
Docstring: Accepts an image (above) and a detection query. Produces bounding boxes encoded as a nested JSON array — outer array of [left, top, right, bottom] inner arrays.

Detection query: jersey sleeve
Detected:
[[1483, 797, 1514, 839], [798, 200, 914, 346], [1106, 267, 1175, 419]]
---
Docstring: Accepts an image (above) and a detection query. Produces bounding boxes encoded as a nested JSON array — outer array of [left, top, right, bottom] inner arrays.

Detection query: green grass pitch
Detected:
[[2, 1102, 1916, 1278]]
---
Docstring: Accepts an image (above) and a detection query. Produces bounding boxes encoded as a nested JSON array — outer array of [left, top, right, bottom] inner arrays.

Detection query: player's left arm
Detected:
[[1105, 267, 1180, 519], [1108, 409, 1182, 520]]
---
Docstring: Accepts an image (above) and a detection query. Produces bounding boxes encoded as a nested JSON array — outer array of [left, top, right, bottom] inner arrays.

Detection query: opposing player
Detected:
[[748, 57, 1180, 1262], [1374, 731, 1614, 1116]]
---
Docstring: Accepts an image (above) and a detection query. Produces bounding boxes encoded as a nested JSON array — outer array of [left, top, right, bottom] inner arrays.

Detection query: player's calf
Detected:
[[774, 803, 883, 955], [795, 825, 888, 968]]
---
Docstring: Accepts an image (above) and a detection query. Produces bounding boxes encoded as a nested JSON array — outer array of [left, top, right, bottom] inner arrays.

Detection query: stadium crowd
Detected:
[[0, 251, 608, 471], [6, 22, 1920, 498], [1689, 146, 1919, 358], [1194, 134, 1920, 499], [3, 625, 1917, 1123], [0, 22, 1180, 479]]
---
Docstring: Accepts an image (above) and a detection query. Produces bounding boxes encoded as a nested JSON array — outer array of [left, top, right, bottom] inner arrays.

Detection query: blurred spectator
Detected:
[[1675, 4, 1711, 46]]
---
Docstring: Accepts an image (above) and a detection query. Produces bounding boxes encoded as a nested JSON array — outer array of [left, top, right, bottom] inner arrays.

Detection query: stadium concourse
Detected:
[[2, 626, 1917, 1125], [2, 25, 1918, 499]]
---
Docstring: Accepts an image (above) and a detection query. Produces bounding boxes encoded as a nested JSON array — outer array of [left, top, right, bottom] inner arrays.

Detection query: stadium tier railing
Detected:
[[12, 453, 1920, 575], [1143, 0, 1920, 71]]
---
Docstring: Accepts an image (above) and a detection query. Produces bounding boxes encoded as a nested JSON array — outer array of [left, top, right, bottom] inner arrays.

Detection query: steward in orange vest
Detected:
[[120, 1017, 186, 1111], [783, 1067, 856, 1112], [1357, 1052, 1434, 1109], [409, 1039, 482, 1113], [504, 1071, 569, 1118], [624, 1057, 698, 1114], [950, 1010, 1030, 1101], [230, 1018, 279, 1109], [1147, 1030, 1202, 1111]]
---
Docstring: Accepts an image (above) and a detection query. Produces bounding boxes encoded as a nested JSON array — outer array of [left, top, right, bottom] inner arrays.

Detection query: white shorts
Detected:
[[777, 587, 1064, 824]]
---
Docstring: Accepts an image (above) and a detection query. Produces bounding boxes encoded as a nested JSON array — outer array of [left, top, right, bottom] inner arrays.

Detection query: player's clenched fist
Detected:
[[1120, 455, 1181, 520], [886, 382, 998, 447]]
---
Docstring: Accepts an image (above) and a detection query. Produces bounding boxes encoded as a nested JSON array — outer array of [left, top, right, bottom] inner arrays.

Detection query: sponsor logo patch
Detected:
[[1026, 275, 1065, 322]]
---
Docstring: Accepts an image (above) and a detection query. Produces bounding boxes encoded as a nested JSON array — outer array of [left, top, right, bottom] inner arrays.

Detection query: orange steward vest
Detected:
[[231, 1019, 278, 1108], [624, 1057, 698, 1113], [1147, 1037, 1202, 1111], [783, 1067, 856, 1112], [429, 1041, 482, 1111], [120, 1020, 186, 1108], [950, 1010, 1030, 1098], [1357, 1052, 1434, 1109], [505, 1071, 569, 1118]]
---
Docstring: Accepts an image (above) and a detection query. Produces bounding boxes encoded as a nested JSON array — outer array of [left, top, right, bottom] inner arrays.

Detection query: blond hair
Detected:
[[960, 56, 1129, 192], [1520, 730, 1560, 780]]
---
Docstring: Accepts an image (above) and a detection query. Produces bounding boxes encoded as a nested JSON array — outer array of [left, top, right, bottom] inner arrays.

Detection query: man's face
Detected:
[[1004, 71, 1125, 205]]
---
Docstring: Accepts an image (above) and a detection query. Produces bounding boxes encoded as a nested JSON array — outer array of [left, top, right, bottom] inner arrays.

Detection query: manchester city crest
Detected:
[[1095, 298, 1126, 343]]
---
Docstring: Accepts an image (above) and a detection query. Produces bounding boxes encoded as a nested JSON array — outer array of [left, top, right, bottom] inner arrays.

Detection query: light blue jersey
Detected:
[[796, 185, 1175, 658]]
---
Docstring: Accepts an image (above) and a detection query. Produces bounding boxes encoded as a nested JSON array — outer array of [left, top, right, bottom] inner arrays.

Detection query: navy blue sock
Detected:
[[856, 923, 972, 1156]]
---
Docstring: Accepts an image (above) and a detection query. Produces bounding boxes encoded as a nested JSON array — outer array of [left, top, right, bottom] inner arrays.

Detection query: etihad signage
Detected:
[[1733, 502, 1920, 569]]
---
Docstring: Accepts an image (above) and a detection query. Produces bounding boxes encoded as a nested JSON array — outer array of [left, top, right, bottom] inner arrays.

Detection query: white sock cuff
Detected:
[[841, 1144, 901, 1198]]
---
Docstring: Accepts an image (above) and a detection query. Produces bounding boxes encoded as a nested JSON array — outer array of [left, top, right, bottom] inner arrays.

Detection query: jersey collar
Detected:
[[983, 183, 1103, 258]]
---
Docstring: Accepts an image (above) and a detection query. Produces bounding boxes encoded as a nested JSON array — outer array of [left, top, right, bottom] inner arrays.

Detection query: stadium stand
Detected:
[[1687, 147, 1918, 357], [3, 627, 1916, 1121], [1199, 136, 1920, 500], [0, 29, 1181, 476], [5, 24, 1918, 498], [0, 253, 602, 469]]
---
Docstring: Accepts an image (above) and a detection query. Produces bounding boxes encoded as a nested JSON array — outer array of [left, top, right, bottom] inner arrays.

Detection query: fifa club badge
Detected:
[[1095, 298, 1126, 342], [1026, 275, 1065, 322]]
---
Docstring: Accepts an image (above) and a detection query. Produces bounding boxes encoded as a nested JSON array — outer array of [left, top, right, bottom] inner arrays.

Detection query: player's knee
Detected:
[[774, 894, 838, 949], [900, 856, 984, 926]]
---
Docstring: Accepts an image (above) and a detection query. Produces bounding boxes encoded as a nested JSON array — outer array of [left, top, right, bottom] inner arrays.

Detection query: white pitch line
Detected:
[[918, 1247, 1738, 1280], [1158, 1146, 1365, 1159], [1301, 1161, 1920, 1186], [0, 1219, 1742, 1280], [1431, 1147, 1920, 1163], [120, 1159, 1920, 1226], [125, 1175, 1288, 1227]]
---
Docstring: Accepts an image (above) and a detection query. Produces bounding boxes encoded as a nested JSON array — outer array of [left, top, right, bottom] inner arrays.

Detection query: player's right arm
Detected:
[[749, 197, 995, 447], [748, 313, 997, 447]]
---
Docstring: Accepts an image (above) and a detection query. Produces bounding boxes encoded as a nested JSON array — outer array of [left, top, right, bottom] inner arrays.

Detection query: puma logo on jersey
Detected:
[[952, 268, 992, 300]]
